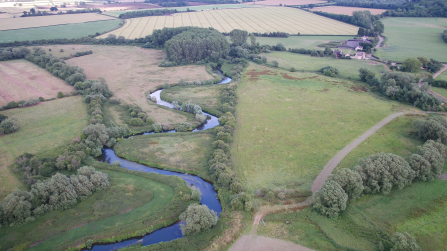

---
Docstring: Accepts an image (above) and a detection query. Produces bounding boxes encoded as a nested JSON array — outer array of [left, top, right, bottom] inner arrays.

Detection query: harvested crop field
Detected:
[[253, 0, 327, 5], [0, 13, 115, 31], [100, 7, 358, 39], [51, 45, 214, 124], [0, 59, 74, 106], [310, 6, 386, 15]]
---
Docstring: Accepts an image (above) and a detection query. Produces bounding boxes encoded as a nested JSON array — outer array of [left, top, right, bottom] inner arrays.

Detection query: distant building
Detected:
[[345, 53, 350, 57], [338, 39, 371, 50], [333, 50, 344, 58], [355, 46, 363, 51], [354, 52, 365, 60]]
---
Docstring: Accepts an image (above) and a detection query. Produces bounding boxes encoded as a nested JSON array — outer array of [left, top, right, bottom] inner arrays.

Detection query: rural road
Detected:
[[229, 235, 314, 251], [311, 112, 405, 192], [419, 64, 447, 102], [375, 33, 384, 49]]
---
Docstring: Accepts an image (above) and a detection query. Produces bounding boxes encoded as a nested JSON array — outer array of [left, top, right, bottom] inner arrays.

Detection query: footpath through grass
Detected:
[[161, 85, 225, 116], [337, 114, 425, 170], [0, 20, 122, 43], [0, 96, 87, 201], [114, 131, 213, 178], [262, 51, 387, 80], [375, 17, 447, 62], [232, 64, 413, 193]]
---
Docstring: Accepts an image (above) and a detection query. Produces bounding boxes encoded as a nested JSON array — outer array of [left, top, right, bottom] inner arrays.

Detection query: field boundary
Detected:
[[0, 19, 120, 32]]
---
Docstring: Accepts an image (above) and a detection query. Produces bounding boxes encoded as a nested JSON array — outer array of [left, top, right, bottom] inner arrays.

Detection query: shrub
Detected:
[[195, 113, 207, 123], [112, 160, 121, 166], [152, 123, 162, 133], [175, 122, 193, 132], [319, 66, 339, 77], [179, 204, 218, 235], [86, 239, 94, 249], [129, 118, 144, 126], [409, 140, 446, 181], [0, 116, 19, 134], [328, 168, 363, 200], [229, 192, 253, 211], [191, 188, 201, 201], [38, 97, 44, 101], [271, 60, 279, 68], [290, 67, 296, 72], [312, 179, 348, 218], [391, 232, 420, 251], [57, 91, 63, 98], [163, 82, 170, 89]]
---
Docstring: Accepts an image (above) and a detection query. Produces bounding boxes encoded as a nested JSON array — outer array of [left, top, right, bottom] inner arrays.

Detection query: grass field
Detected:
[[310, 6, 387, 15], [0, 59, 74, 106], [0, 19, 122, 43], [0, 168, 154, 250], [336, 114, 426, 170], [435, 69, 447, 82], [114, 131, 213, 177], [432, 87, 447, 99], [100, 7, 359, 39], [51, 45, 214, 125], [0, 13, 115, 31], [375, 17, 447, 62], [0, 96, 87, 201], [261, 51, 387, 79], [232, 64, 414, 193], [161, 84, 225, 116], [106, 4, 263, 17], [255, 35, 354, 50], [252, 0, 326, 5]]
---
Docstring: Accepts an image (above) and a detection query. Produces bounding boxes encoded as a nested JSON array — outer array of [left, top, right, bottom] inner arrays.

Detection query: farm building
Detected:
[[338, 37, 371, 50], [334, 50, 344, 58], [355, 45, 363, 51], [353, 52, 365, 59]]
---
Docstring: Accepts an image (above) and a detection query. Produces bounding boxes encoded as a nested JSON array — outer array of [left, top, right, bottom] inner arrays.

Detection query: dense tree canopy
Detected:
[[179, 204, 218, 235], [312, 179, 348, 218], [164, 27, 230, 64]]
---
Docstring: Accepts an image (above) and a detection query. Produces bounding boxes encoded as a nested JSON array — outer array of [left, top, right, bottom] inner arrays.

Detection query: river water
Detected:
[[91, 79, 230, 250]]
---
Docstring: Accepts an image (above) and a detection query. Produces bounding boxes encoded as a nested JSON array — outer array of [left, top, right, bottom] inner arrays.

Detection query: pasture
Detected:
[[375, 17, 447, 62], [436, 69, 447, 82], [100, 7, 359, 39], [261, 51, 388, 79], [336, 114, 425, 170], [432, 87, 447, 99], [255, 35, 353, 50], [55, 45, 214, 125], [232, 64, 413, 192], [0, 96, 87, 201], [161, 84, 225, 116], [252, 0, 327, 6], [0, 19, 121, 43], [0, 13, 115, 31], [310, 6, 387, 15], [0, 59, 74, 106], [114, 131, 213, 177]]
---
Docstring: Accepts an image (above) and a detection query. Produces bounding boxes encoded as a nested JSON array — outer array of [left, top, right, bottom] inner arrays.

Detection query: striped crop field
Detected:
[[99, 7, 359, 39]]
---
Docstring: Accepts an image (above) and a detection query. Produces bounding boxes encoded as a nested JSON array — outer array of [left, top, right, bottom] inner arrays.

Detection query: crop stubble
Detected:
[[99, 7, 359, 39]]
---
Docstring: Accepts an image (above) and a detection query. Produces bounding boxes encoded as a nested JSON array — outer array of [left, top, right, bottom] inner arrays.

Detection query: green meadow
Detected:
[[231, 64, 413, 193], [255, 35, 354, 50], [0, 20, 122, 43], [261, 51, 388, 80], [375, 17, 447, 62]]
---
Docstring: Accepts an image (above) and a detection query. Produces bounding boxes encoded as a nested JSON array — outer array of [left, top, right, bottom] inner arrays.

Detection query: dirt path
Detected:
[[375, 33, 384, 49], [433, 64, 447, 79], [311, 112, 405, 192], [419, 64, 447, 101], [229, 235, 314, 251]]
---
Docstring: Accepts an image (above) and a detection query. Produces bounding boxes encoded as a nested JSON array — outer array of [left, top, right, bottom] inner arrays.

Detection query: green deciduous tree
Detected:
[[373, 20, 384, 33], [329, 168, 364, 200], [402, 58, 422, 72], [312, 179, 348, 218], [391, 232, 421, 251], [179, 204, 218, 235], [229, 29, 248, 46]]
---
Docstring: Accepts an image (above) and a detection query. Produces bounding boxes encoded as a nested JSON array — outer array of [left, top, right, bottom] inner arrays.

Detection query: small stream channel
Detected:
[[91, 77, 231, 250]]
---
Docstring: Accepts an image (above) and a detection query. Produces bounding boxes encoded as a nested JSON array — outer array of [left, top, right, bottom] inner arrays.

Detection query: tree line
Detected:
[[118, 8, 179, 19], [380, 0, 447, 17], [332, 0, 406, 9], [310, 10, 379, 29], [442, 30, 447, 43], [359, 69, 443, 111], [0, 166, 109, 227], [21, 7, 102, 17]]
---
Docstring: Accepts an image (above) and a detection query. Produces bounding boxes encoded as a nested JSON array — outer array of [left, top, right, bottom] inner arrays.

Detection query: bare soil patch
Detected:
[[310, 6, 386, 15], [0, 13, 115, 31], [253, 0, 326, 6], [57, 45, 214, 124], [0, 59, 74, 106]]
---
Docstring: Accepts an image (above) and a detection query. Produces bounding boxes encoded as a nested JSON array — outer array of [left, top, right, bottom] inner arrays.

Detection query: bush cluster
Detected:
[[1, 98, 43, 111], [313, 139, 447, 217], [319, 66, 339, 77], [0, 47, 30, 61], [0, 166, 109, 227], [0, 116, 19, 135], [443, 30, 447, 43], [179, 204, 218, 236], [255, 186, 310, 201], [122, 104, 154, 126], [177, 78, 221, 86], [219, 85, 237, 114], [359, 69, 443, 111], [118, 8, 178, 19]]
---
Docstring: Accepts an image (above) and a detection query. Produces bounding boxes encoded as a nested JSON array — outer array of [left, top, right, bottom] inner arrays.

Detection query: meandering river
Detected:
[[91, 78, 230, 250]]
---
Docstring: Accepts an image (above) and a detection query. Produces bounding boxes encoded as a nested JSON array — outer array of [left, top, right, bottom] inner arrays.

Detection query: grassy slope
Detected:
[[432, 86, 447, 99], [255, 35, 354, 50], [337, 114, 425, 170], [375, 17, 447, 62], [161, 85, 225, 116], [0, 20, 122, 43], [0, 169, 154, 250], [0, 96, 87, 201], [114, 131, 213, 177], [107, 4, 262, 17], [232, 64, 413, 193], [262, 51, 387, 79]]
